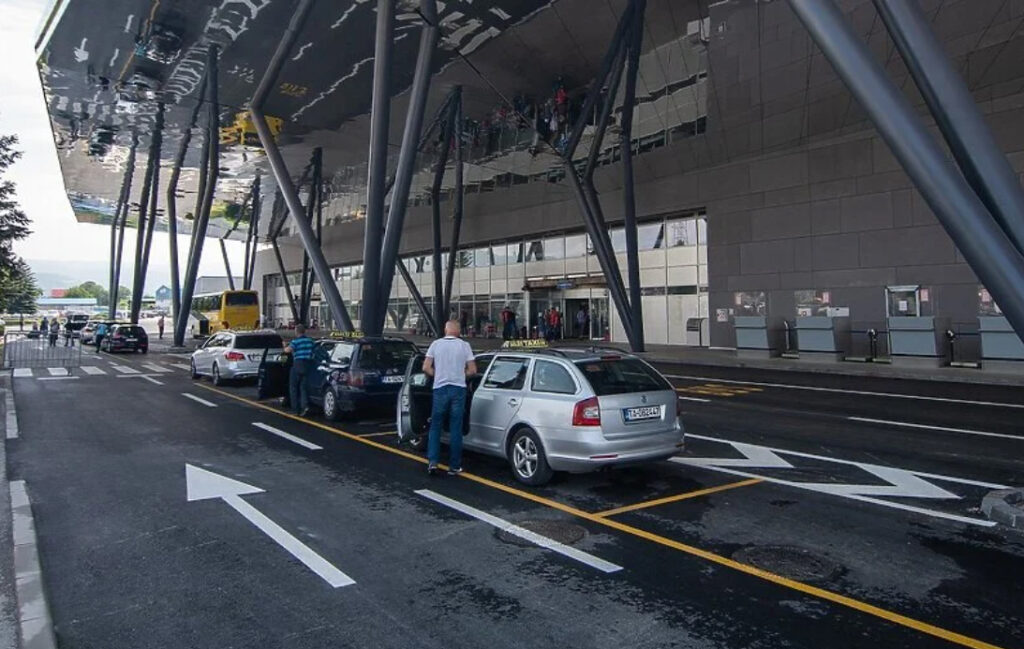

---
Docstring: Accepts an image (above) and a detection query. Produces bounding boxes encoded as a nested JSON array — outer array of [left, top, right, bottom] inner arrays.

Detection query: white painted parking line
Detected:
[[142, 376, 164, 386], [110, 364, 140, 374], [181, 393, 217, 407], [849, 417, 1022, 441], [674, 434, 1007, 527], [664, 374, 1024, 409], [252, 423, 322, 450], [169, 363, 191, 371], [12, 369, 31, 378], [37, 377, 79, 381], [81, 366, 106, 375], [415, 489, 623, 574], [677, 396, 711, 403], [46, 367, 68, 376], [141, 363, 171, 373]]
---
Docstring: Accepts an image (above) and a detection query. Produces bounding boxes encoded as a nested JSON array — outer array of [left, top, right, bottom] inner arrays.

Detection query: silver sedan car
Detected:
[[397, 346, 685, 485], [190, 330, 285, 385]]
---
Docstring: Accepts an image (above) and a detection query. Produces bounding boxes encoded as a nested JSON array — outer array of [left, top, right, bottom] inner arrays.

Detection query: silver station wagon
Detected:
[[397, 345, 685, 485]]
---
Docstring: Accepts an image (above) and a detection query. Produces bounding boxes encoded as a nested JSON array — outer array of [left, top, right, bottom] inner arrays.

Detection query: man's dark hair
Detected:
[[295, 323, 306, 334]]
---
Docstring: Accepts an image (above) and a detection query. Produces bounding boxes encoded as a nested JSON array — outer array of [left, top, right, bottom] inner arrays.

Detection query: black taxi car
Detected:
[[257, 332, 418, 420]]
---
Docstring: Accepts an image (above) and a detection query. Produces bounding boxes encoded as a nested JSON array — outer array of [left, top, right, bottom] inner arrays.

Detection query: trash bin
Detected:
[[733, 316, 784, 358]]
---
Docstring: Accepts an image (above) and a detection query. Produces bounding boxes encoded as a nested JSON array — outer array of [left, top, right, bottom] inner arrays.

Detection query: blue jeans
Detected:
[[290, 359, 311, 413], [428, 385, 466, 469]]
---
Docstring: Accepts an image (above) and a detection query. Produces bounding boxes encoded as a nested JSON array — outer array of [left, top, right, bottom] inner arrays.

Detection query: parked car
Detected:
[[80, 322, 98, 344], [397, 346, 686, 486], [101, 324, 149, 354], [93, 321, 126, 349], [255, 335, 418, 419], [190, 330, 284, 385]]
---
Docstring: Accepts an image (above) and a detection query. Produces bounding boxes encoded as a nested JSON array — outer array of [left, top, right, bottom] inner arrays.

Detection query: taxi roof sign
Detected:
[[500, 339, 549, 349], [327, 330, 365, 339]]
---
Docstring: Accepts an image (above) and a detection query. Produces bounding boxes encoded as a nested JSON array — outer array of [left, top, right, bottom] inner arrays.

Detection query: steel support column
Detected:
[[175, 44, 220, 346], [443, 86, 464, 319], [301, 150, 322, 323], [789, 0, 1024, 339], [873, 0, 1024, 256], [130, 119, 160, 324], [109, 138, 137, 319], [250, 0, 352, 332], [219, 239, 235, 290], [396, 259, 438, 337], [271, 238, 300, 325], [430, 98, 455, 333], [243, 174, 260, 290], [619, 0, 647, 351], [137, 102, 164, 317], [375, 0, 439, 334], [166, 81, 206, 328], [360, 0, 396, 335]]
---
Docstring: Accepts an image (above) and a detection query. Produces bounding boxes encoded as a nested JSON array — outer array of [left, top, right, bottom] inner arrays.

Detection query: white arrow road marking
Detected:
[[185, 465, 355, 588], [182, 393, 216, 407], [73, 37, 89, 62], [142, 376, 164, 386], [849, 417, 1023, 441], [252, 423, 322, 450], [416, 489, 623, 574], [674, 434, 1008, 526]]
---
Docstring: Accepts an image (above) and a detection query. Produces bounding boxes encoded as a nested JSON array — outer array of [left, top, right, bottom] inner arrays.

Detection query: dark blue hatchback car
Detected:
[[307, 336, 419, 421]]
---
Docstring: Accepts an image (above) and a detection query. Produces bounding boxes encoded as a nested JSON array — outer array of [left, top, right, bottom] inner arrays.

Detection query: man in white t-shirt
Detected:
[[422, 320, 477, 475]]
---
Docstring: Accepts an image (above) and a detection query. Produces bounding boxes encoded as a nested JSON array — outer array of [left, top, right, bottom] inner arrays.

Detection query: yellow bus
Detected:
[[189, 290, 260, 336]]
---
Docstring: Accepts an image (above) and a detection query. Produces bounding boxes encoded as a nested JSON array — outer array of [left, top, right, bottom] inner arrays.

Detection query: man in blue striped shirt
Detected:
[[285, 324, 316, 416]]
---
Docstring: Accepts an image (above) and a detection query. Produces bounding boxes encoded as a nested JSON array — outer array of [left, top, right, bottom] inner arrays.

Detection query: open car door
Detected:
[[257, 348, 291, 404], [397, 353, 432, 447]]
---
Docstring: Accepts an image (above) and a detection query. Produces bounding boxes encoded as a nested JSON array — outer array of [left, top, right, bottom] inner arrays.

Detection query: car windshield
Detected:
[[357, 342, 416, 371], [233, 334, 283, 350], [575, 358, 671, 395]]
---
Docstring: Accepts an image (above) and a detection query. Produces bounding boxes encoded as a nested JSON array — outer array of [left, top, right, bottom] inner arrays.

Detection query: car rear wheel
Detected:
[[508, 428, 553, 486], [322, 388, 340, 421], [212, 363, 224, 386]]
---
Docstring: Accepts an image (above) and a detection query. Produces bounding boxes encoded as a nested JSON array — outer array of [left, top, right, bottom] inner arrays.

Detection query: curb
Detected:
[[982, 488, 1024, 530], [9, 482, 56, 649]]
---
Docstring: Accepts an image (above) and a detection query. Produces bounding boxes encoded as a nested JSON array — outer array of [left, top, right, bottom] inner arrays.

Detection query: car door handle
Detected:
[[507, 398, 519, 407]]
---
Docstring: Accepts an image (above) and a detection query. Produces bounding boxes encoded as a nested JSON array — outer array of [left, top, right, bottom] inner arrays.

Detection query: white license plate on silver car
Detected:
[[623, 406, 660, 422], [382, 375, 404, 384]]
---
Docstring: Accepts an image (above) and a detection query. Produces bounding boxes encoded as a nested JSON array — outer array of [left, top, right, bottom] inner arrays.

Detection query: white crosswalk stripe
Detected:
[[169, 363, 191, 371], [141, 363, 171, 373], [46, 367, 69, 376], [110, 364, 140, 374], [81, 366, 107, 375], [12, 368, 32, 378]]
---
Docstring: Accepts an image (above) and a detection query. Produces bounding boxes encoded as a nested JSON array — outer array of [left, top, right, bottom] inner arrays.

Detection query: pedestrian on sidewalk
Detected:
[[157, 315, 165, 340], [63, 319, 74, 346], [422, 319, 477, 476], [48, 319, 59, 347], [284, 323, 315, 416]]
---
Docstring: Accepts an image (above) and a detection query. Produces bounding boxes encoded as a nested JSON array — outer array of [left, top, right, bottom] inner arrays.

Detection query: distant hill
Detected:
[[27, 259, 172, 292]]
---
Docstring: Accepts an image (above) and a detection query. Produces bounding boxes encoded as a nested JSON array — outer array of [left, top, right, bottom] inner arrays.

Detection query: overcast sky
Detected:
[[0, 0, 245, 288]]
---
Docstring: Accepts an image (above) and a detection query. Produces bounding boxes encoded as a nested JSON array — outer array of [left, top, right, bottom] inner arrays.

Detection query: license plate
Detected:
[[125, 337, 137, 342], [382, 376, 404, 384], [623, 405, 661, 422]]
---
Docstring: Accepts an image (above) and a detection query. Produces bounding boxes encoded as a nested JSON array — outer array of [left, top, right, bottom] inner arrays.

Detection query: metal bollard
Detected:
[[945, 329, 957, 363], [868, 328, 878, 361]]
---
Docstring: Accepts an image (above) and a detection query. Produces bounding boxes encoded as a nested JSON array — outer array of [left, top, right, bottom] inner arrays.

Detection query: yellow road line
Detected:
[[193, 383, 1007, 649], [592, 478, 763, 518]]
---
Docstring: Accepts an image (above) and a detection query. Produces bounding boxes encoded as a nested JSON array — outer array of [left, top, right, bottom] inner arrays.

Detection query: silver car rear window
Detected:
[[575, 358, 671, 395]]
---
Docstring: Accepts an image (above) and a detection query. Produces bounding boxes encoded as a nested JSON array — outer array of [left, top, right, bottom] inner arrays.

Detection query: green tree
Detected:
[[0, 135, 38, 314]]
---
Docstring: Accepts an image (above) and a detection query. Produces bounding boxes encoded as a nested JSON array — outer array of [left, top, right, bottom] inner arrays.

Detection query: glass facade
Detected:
[[269, 211, 708, 345]]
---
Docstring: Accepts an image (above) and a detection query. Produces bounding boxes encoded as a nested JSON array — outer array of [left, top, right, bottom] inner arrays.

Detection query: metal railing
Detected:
[[2, 331, 83, 370]]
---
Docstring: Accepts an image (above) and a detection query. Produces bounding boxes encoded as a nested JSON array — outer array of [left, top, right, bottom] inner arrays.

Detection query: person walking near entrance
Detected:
[[284, 324, 315, 416], [48, 319, 60, 347], [576, 305, 588, 339], [157, 315, 165, 340], [40, 316, 48, 332], [422, 320, 477, 476], [63, 318, 74, 346], [501, 305, 516, 340]]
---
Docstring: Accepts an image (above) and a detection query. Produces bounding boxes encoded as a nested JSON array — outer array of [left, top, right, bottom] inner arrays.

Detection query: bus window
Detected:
[[226, 292, 258, 306]]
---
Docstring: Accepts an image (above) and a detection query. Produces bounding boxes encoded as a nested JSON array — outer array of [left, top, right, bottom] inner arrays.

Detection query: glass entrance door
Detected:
[[590, 297, 609, 341]]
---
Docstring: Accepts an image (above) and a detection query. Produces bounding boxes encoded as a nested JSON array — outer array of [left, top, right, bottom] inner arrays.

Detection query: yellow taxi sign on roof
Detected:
[[501, 339, 548, 349], [327, 330, 365, 339]]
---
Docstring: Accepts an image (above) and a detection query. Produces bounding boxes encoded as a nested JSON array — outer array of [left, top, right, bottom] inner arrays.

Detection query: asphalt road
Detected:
[[6, 346, 1024, 649]]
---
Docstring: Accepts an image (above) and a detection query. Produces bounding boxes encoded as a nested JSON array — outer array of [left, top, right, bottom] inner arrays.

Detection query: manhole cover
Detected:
[[496, 520, 587, 547], [732, 545, 842, 582]]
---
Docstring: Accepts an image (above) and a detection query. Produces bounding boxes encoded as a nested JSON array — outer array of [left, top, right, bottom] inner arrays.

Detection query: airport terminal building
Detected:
[[36, 0, 1024, 363]]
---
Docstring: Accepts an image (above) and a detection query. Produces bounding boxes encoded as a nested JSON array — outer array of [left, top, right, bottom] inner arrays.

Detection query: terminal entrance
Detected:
[[529, 293, 609, 341]]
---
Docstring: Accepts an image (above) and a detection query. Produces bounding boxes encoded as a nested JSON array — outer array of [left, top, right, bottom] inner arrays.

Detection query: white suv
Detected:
[[190, 330, 284, 385]]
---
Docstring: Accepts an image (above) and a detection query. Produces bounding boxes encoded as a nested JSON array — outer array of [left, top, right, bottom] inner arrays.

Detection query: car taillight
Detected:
[[224, 351, 245, 361], [339, 370, 365, 387], [572, 397, 601, 426]]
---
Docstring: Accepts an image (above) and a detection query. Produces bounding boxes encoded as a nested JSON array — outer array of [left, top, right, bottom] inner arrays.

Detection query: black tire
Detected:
[[322, 388, 341, 421], [189, 359, 200, 380], [507, 428, 554, 486], [212, 363, 224, 387]]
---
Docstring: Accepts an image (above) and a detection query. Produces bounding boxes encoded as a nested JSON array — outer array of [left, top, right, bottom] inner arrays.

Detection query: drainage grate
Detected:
[[732, 545, 842, 582], [497, 520, 587, 547]]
